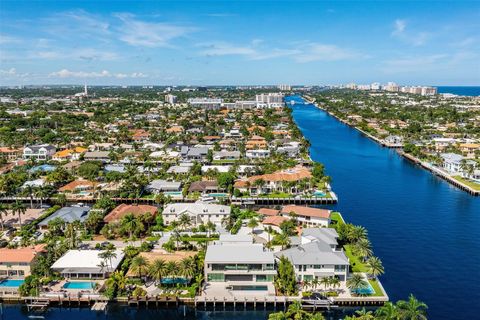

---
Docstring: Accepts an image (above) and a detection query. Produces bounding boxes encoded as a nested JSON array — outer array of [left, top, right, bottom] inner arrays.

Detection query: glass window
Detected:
[[207, 273, 225, 282]]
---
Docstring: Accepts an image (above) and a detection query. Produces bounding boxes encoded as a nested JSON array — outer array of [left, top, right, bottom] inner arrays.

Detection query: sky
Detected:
[[0, 0, 479, 86]]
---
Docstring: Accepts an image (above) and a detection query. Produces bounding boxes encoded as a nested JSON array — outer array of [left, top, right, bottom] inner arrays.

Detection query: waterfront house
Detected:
[[280, 205, 331, 227], [275, 228, 349, 283], [188, 181, 221, 194], [51, 249, 125, 279], [204, 237, 275, 294], [246, 149, 271, 159], [234, 165, 312, 195], [0, 244, 45, 277], [23, 144, 56, 161], [162, 203, 230, 226], [440, 153, 464, 173]]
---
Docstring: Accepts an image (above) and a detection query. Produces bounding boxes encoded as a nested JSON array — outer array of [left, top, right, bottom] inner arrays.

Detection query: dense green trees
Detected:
[[274, 256, 297, 296]]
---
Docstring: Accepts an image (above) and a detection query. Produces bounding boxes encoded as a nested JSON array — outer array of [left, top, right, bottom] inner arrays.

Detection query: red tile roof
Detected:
[[104, 204, 158, 223], [0, 244, 45, 263], [281, 205, 331, 219]]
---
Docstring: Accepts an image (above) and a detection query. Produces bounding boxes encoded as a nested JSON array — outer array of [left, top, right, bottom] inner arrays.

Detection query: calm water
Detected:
[[286, 95, 480, 320], [3, 95, 480, 320], [437, 86, 480, 96]]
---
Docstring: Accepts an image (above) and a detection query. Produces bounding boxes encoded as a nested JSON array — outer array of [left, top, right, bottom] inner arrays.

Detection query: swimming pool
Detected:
[[352, 283, 375, 295], [0, 279, 24, 287], [62, 281, 96, 290], [208, 193, 228, 198], [313, 191, 326, 197], [163, 191, 183, 197], [231, 285, 268, 291], [161, 277, 189, 285]]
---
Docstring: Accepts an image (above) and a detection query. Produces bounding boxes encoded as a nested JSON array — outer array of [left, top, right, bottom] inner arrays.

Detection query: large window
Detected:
[[207, 273, 225, 282], [256, 274, 274, 282]]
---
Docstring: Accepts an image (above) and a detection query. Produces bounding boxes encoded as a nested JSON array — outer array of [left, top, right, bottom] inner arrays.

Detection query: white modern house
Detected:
[[440, 153, 465, 173], [162, 203, 231, 226], [51, 249, 125, 279], [246, 149, 271, 159], [23, 144, 56, 161], [204, 237, 276, 294], [275, 228, 349, 283], [280, 205, 331, 227]]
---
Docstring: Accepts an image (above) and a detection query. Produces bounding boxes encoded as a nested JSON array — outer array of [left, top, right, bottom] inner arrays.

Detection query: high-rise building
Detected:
[[278, 84, 291, 91], [165, 94, 178, 104]]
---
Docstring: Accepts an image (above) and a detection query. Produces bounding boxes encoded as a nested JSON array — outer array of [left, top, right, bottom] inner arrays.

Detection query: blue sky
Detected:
[[0, 1, 479, 86]]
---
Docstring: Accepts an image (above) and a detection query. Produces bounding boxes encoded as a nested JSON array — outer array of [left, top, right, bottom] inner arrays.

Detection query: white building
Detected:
[[275, 228, 349, 283], [187, 98, 223, 110], [165, 94, 178, 104], [162, 203, 231, 226], [246, 149, 270, 159], [255, 93, 284, 108], [23, 144, 56, 161], [51, 249, 125, 279]]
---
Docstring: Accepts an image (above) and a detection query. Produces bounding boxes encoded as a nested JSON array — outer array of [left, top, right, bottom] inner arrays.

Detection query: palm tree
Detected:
[[375, 301, 399, 320], [354, 238, 373, 262], [329, 276, 341, 290], [149, 258, 167, 285], [347, 225, 367, 243], [64, 223, 78, 249], [165, 261, 179, 278], [320, 276, 330, 290], [247, 217, 258, 235], [34, 187, 50, 208], [0, 203, 8, 230], [366, 256, 384, 279], [277, 232, 291, 250], [99, 248, 117, 271], [121, 213, 140, 239], [11, 201, 26, 228], [311, 277, 320, 291], [131, 255, 149, 282], [24, 185, 35, 209], [397, 294, 428, 320], [346, 274, 368, 295], [178, 213, 191, 231], [179, 256, 196, 280]]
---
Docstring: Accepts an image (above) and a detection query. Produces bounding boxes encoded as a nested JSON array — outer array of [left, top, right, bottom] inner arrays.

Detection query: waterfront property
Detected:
[[0, 245, 45, 277], [275, 228, 349, 283], [50, 249, 125, 279], [162, 203, 230, 226], [38, 206, 91, 229], [280, 205, 331, 227], [204, 235, 276, 296]]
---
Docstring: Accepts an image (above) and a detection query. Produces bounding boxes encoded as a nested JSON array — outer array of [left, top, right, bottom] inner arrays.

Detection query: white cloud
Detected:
[[197, 41, 299, 60], [49, 69, 148, 79], [115, 13, 194, 47], [0, 68, 17, 75], [293, 43, 361, 63], [29, 48, 119, 61], [0, 34, 21, 44], [391, 19, 430, 46]]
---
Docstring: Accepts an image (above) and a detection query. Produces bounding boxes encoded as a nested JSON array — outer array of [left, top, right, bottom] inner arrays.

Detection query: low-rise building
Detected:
[[145, 180, 182, 194], [162, 203, 230, 226], [0, 245, 45, 277], [23, 144, 56, 161], [280, 205, 331, 227], [38, 206, 91, 229], [51, 249, 125, 279]]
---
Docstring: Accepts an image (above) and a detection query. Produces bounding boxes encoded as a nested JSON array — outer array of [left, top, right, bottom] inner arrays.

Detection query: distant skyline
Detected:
[[1, 1, 479, 86]]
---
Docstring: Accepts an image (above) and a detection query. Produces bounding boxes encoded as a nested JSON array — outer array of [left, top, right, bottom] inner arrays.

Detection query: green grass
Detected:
[[330, 212, 345, 225], [344, 244, 368, 272], [452, 176, 480, 191], [368, 279, 385, 297]]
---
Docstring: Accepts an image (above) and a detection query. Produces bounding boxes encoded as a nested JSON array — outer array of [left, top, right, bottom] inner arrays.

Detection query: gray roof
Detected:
[[146, 180, 182, 191], [206, 243, 274, 264], [84, 151, 110, 159], [167, 165, 191, 174], [275, 241, 349, 265], [301, 228, 339, 246], [39, 206, 90, 226], [440, 153, 463, 163]]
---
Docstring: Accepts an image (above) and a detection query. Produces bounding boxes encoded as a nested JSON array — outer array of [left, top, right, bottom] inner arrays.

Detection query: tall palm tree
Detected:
[[320, 276, 331, 290], [277, 232, 291, 250], [131, 255, 149, 282], [329, 276, 341, 290], [165, 261, 179, 278], [149, 258, 167, 285], [247, 217, 258, 235], [311, 277, 320, 290], [34, 187, 50, 209], [178, 213, 191, 231], [354, 238, 373, 262], [24, 185, 35, 209], [11, 201, 26, 228], [0, 203, 8, 230], [99, 248, 117, 271], [121, 213, 140, 239], [347, 225, 367, 243], [179, 256, 196, 280], [366, 256, 385, 279], [346, 274, 368, 294], [397, 294, 428, 320]]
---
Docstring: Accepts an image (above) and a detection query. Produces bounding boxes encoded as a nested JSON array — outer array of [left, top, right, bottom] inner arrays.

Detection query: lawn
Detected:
[[330, 211, 345, 225], [344, 244, 368, 272], [452, 176, 480, 191], [368, 279, 385, 297]]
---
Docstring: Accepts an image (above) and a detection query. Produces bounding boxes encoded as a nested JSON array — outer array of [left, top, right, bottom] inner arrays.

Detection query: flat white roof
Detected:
[[205, 244, 274, 264], [51, 249, 124, 273]]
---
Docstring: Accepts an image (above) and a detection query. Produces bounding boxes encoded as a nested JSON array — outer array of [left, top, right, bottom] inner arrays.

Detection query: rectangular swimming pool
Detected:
[[0, 279, 24, 287], [231, 285, 268, 291], [62, 281, 96, 290], [352, 283, 375, 295]]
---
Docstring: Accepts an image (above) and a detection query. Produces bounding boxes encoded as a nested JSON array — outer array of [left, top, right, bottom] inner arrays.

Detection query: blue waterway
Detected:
[[437, 86, 480, 96], [286, 95, 480, 320]]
